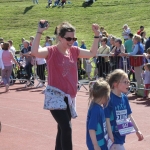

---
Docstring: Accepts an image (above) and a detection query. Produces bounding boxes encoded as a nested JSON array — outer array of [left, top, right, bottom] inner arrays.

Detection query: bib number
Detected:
[[116, 118, 136, 136]]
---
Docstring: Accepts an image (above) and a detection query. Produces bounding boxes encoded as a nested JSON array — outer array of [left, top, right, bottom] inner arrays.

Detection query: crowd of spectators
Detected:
[[1, 24, 150, 95]]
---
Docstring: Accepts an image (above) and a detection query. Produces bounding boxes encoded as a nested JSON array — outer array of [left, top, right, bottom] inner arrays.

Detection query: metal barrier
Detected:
[[96, 54, 149, 96], [1, 53, 150, 97]]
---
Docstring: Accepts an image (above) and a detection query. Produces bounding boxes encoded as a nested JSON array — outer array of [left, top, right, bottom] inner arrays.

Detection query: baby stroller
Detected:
[[10, 56, 28, 84]]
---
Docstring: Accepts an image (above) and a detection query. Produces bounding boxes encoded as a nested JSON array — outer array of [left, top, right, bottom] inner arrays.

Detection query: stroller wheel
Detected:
[[19, 77, 27, 84], [129, 83, 136, 93]]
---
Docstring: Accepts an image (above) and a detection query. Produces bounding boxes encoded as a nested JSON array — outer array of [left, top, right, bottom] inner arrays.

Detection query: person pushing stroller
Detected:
[[20, 40, 34, 87]]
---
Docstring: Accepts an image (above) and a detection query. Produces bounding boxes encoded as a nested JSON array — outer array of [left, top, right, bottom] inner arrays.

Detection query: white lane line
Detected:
[[1, 123, 86, 148], [0, 106, 86, 124], [0, 96, 42, 103], [2, 123, 55, 139], [0, 106, 49, 116]]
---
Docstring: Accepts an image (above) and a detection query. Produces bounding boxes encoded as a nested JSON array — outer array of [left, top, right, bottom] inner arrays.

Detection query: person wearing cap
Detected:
[[122, 24, 131, 42]]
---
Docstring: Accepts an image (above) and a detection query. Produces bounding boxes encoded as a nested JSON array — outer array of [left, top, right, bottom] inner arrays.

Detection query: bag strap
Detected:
[[101, 47, 107, 54]]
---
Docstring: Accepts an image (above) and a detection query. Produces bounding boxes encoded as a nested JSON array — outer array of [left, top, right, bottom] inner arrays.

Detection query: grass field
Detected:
[[0, 0, 150, 49]]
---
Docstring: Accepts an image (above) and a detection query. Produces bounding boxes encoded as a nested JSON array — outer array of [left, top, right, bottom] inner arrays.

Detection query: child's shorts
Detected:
[[110, 144, 125, 150]]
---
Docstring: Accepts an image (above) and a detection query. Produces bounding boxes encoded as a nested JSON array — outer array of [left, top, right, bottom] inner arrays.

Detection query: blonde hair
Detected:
[[106, 69, 128, 89], [133, 34, 141, 42], [89, 78, 110, 106]]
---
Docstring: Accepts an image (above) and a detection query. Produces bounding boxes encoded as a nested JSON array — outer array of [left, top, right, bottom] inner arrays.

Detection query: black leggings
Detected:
[[50, 97, 72, 150], [37, 64, 46, 84]]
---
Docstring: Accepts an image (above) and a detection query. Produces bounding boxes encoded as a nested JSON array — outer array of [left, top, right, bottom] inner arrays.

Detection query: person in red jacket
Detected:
[[137, 26, 144, 35]]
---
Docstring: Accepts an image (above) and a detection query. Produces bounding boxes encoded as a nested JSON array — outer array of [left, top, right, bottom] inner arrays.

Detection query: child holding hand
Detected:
[[105, 69, 144, 150], [86, 78, 111, 150]]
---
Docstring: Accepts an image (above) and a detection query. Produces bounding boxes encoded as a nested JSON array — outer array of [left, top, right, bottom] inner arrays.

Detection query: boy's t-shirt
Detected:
[[86, 102, 108, 150], [104, 92, 132, 144]]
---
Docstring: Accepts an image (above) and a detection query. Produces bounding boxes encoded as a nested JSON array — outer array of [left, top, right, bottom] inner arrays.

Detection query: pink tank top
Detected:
[[2, 50, 12, 66], [46, 46, 80, 98]]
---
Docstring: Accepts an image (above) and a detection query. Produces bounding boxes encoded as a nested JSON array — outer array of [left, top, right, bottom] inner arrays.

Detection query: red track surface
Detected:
[[0, 83, 150, 150]]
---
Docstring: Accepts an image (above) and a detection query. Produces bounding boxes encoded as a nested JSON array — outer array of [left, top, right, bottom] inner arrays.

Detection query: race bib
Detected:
[[116, 118, 136, 136]]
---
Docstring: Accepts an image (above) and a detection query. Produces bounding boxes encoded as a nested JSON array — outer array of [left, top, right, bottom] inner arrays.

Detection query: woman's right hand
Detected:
[[37, 20, 49, 33]]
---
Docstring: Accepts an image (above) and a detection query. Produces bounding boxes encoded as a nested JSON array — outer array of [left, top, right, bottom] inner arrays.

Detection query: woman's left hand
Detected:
[[92, 24, 100, 36]]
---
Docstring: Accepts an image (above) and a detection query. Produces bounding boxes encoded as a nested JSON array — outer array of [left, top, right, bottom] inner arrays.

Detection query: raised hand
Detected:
[[92, 24, 100, 36], [37, 20, 49, 33]]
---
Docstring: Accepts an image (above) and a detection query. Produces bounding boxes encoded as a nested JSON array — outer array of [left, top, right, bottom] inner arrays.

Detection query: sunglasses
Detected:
[[63, 37, 77, 41]]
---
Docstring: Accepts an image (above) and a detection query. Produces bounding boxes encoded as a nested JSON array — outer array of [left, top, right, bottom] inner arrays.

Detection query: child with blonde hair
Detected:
[[141, 63, 150, 98], [105, 69, 144, 150], [86, 78, 111, 150]]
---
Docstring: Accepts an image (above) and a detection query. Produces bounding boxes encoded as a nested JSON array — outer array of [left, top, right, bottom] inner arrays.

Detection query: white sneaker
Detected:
[[38, 83, 44, 88]]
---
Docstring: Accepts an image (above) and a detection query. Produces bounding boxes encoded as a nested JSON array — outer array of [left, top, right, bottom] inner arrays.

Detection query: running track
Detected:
[[0, 82, 150, 150]]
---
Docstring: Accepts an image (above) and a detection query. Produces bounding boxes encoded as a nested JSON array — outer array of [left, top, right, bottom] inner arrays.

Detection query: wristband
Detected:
[[94, 36, 100, 38], [37, 32, 43, 34]]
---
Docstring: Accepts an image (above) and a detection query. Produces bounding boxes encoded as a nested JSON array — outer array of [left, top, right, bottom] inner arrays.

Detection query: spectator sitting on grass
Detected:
[[33, 0, 38, 4], [47, 0, 52, 7]]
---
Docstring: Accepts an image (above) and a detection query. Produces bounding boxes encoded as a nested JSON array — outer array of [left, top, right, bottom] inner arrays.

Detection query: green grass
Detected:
[[0, 0, 150, 50]]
